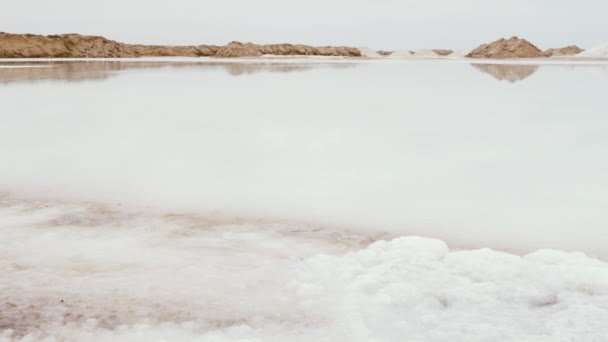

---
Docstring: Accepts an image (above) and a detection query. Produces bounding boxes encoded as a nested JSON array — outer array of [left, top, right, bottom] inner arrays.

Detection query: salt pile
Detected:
[[577, 42, 608, 58], [413, 49, 439, 57], [2, 197, 608, 341], [357, 47, 382, 58], [386, 49, 440, 58], [447, 49, 471, 58], [387, 50, 414, 57]]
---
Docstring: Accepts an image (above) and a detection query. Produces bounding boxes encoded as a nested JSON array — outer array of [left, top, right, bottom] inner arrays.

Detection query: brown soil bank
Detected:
[[467, 37, 544, 58], [0, 33, 361, 58], [215, 41, 361, 57], [543, 45, 584, 57]]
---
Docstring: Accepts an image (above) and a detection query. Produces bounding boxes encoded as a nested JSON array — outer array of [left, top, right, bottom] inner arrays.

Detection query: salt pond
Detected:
[[1, 58, 608, 341], [1, 58, 607, 255]]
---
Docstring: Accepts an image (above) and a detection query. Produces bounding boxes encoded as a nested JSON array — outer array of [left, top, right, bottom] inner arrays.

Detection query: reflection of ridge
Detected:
[[0, 61, 358, 84], [223, 63, 312, 76], [472, 63, 539, 83], [576, 65, 608, 80]]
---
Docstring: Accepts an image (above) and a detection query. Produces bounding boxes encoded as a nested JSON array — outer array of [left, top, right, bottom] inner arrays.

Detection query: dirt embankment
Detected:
[[0, 33, 361, 58], [466, 37, 545, 59], [214, 41, 361, 57], [543, 45, 584, 57]]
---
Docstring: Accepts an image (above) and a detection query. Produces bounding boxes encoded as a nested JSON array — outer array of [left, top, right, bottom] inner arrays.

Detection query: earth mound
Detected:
[[214, 41, 361, 57], [0, 33, 219, 58], [544, 45, 584, 57], [0, 33, 361, 58], [466, 36, 544, 59]]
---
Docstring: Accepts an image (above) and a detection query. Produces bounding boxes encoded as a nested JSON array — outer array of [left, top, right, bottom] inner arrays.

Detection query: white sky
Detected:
[[1, 0, 606, 50]]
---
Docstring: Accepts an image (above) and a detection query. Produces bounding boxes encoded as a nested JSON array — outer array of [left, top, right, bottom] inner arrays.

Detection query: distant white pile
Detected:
[[357, 47, 382, 58], [577, 42, 608, 58], [448, 49, 470, 58], [388, 50, 414, 57], [387, 49, 442, 58]]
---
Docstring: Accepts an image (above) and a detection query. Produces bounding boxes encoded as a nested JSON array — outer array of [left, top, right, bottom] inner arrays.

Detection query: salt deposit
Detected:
[[386, 49, 440, 58], [577, 42, 608, 58], [357, 47, 382, 58], [1, 197, 607, 341], [413, 49, 439, 57], [447, 49, 471, 58], [386, 50, 414, 58]]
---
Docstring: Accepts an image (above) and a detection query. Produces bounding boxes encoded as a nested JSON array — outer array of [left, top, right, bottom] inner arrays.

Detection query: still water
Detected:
[[1, 58, 607, 256], [2, 58, 608, 341]]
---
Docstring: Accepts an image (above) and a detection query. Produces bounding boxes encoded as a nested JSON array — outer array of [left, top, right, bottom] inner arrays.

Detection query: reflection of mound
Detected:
[[0, 62, 155, 83], [0, 61, 357, 84], [221, 63, 314, 76], [576, 65, 608, 80], [472, 63, 539, 82]]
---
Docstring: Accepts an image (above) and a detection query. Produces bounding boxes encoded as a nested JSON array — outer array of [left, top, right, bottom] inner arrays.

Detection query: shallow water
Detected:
[[1, 58, 608, 341], [1, 58, 607, 256]]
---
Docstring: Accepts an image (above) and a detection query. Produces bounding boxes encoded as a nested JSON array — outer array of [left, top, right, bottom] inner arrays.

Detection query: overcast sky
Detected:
[[2, 0, 606, 50]]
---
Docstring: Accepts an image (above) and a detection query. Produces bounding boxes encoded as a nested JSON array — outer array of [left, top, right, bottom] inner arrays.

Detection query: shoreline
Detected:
[[3, 190, 608, 340], [1, 190, 604, 260], [2, 56, 608, 65], [2, 33, 606, 60]]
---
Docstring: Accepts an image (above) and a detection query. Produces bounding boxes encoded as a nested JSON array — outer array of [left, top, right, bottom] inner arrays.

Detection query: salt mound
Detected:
[[467, 36, 545, 58], [544, 45, 584, 57], [388, 50, 414, 58], [387, 49, 438, 58], [448, 49, 471, 58], [413, 49, 439, 57], [358, 47, 382, 58], [293, 236, 608, 341], [577, 42, 608, 58]]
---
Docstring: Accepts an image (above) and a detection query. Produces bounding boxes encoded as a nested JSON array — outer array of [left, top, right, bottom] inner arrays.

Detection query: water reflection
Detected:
[[0, 61, 357, 84], [471, 63, 539, 83], [577, 64, 608, 80]]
